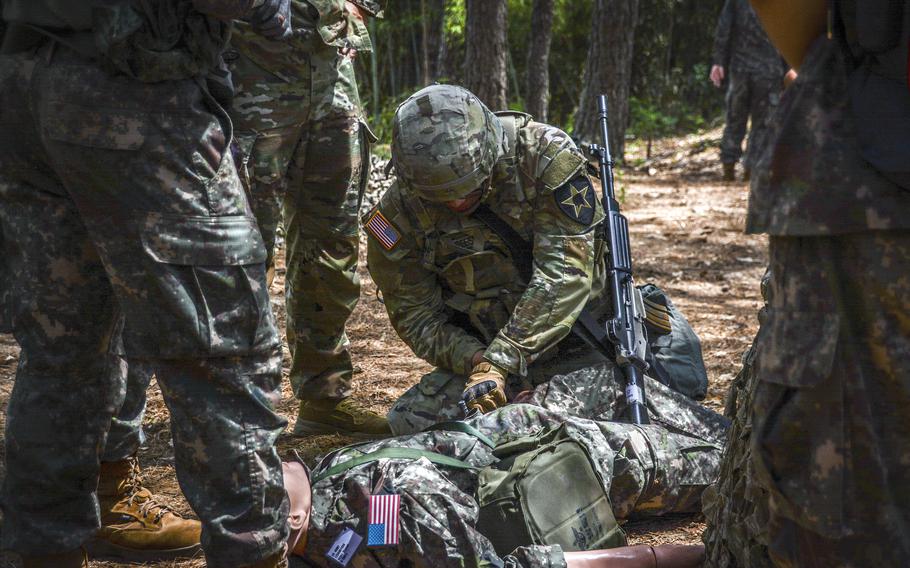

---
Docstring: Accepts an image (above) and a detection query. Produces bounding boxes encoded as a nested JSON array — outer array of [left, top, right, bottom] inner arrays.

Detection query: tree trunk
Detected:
[[420, 0, 430, 85], [574, 0, 640, 160], [526, 0, 555, 122], [428, 0, 447, 81], [464, 0, 508, 110]]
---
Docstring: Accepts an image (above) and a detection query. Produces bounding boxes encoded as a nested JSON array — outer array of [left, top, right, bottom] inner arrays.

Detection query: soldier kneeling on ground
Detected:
[[364, 84, 710, 434], [278, 400, 724, 568]]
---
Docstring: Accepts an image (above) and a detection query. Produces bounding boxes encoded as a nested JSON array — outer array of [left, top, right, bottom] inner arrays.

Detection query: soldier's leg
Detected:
[[720, 70, 751, 175], [3, 50, 288, 566], [387, 369, 467, 435], [752, 232, 910, 567], [101, 361, 153, 462], [0, 226, 10, 333], [0, 176, 128, 556], [227, 48, 310, 281], [743, 75, 781, 174], [284, 48, 386, 435]]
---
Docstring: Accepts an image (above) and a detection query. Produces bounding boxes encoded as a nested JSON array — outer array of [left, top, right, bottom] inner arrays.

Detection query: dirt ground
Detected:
[[0, 128, 767, 567]]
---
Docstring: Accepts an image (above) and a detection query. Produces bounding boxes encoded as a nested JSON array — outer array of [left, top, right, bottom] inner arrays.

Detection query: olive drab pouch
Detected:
[[475, 424, 627, 556], [638, 283, 708, 400]]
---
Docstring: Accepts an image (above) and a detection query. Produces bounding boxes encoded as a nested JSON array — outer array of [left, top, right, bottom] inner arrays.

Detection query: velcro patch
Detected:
[[365, 209, 401, 250], [555, 177, 596, 225]]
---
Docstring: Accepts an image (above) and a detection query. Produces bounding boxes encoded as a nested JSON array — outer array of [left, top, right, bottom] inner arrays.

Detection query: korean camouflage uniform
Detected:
[[0, 2, 288, 565], [701, 270, 772, 568], [745, 19, 910, 567], [366, 113, 617, 434], [712, 0, 786, 170], [294, 368, 727, 568], [228, 0, 381, 403]]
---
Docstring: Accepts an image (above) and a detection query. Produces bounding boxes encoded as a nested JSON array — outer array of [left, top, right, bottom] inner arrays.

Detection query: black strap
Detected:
[[472, 204, 533, 282]]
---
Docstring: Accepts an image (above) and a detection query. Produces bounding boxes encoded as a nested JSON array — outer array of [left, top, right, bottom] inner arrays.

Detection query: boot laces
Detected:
[[122, 459, 176, 524]]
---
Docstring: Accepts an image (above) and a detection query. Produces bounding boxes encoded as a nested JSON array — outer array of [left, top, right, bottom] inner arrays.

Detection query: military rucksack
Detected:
[[475, 423, 627, 556], [311, 422, 627, 555]]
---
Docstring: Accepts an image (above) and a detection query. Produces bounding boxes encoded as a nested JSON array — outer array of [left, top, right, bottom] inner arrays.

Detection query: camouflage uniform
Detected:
[[745, 24, 910, 567], [368, 107, 616, 433], [0, 3, 289, 565], [713, 0, 786, 170], [294, 396, 725, 568], [701, 271, 772, 568], [228, 0, 381, 403]]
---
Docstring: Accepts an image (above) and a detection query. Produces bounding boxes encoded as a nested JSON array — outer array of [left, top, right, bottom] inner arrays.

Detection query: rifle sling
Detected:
[[312, 448, 476, 484]]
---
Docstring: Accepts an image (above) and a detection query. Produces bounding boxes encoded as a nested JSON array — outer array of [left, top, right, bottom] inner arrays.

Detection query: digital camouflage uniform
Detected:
[[0, 2, 290, 565], [745, 20, 910, 566], [228, 0, 381, 403], [713, 0, 786, 170], [701, 270, 772, 568], [293, 383, 726, 568]]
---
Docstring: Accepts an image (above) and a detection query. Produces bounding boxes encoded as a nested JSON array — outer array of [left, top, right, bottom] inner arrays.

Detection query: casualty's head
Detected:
[[391, 84, 504, 213]]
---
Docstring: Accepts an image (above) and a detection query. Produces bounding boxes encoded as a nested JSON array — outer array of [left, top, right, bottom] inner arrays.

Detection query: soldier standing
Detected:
[[228, 0, 389, 438], [367, 85, 710, 434], [0, 2, 295, 567], [711, 0, 786, 182], [745, 0, 910, 565]]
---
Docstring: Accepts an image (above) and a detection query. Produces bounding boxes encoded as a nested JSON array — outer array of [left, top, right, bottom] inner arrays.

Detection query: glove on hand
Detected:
[[249, 0, 293, 40], [462, 362, 508, 414]]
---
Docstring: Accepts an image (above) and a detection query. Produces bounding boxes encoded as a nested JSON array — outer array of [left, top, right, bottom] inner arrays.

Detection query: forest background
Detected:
[[358, 0, 726, 161]]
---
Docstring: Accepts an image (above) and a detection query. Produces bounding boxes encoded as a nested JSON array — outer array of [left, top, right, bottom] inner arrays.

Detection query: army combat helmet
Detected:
[[392, 84, 505, 202]]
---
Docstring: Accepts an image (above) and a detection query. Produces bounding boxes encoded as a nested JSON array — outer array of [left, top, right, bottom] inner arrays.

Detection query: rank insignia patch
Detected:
[[365, 209, 401, 250], [555, 177, 596, 225]]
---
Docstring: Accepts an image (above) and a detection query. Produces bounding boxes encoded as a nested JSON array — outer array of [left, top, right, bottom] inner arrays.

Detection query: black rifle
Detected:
[[588, 95, 650, 425]]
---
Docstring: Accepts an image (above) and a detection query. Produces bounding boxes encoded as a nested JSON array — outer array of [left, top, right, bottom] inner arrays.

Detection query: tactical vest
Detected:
[[840, 0, 910, 190], [2, 0, 228, 83]]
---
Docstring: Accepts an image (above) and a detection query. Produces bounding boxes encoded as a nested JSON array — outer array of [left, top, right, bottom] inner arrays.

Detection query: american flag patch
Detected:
[[365, 210, 401, 250], [366, 493, 400, 547]]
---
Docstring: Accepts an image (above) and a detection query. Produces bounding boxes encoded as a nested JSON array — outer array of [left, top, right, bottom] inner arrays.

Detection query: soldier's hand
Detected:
[[250, 0, 293, 40], [462, 362, 507, 415], [710, 65, 725, 88]]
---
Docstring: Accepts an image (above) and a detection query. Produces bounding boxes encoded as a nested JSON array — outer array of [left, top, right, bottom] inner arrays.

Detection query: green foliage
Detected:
[[355, 0, 725, 144]]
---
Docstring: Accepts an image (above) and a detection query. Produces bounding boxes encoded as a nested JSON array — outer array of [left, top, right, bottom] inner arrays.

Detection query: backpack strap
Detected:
[[311, 447, 476, 484], [471, 204, 533, 283], [425, 421, 496, 448]]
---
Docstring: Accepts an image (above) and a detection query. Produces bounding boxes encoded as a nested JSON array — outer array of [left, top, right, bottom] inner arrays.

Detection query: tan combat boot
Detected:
[[19, 548, 88, 568], [86, 457, 202, 562], [293, 397, 391, 438], [722, 162, 736, 182]]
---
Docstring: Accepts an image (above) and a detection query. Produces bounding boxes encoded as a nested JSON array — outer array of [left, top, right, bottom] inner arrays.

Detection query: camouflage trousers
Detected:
[[228, 40, 374, 402], [751, 232, 910, 566], [720, 70, 781, 169], [702, 272, 772, 568], [0, 226, 10, 334], [102, 361, 153, 462], [0, 47, 288, 567]]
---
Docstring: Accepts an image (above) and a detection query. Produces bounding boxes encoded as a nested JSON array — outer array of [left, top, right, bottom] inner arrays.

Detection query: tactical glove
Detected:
[[462, 361, 508, 414], [249, 0, 293, 40]]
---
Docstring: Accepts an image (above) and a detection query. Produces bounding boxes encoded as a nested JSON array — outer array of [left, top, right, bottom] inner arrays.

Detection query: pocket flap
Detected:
[[141, 215, 267, 266], [758, 309, 840, 388]]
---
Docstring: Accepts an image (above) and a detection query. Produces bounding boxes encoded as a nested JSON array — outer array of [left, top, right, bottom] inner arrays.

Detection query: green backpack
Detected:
[[475, 424, 627, 556], [312, 422, 627, 555]]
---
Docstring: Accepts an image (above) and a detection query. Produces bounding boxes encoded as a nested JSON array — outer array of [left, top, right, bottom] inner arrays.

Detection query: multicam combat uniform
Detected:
[[712, 0, 786, 171], [745, 15, 910, 566], [228, 0, 381, 404], [367, 112, 615, 434], [0, 2, 289, 565], [294, 387, 725, 568]]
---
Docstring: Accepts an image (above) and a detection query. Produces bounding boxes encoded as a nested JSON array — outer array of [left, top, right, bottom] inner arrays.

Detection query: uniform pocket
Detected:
[[752, 309, 847, 537], [135, 214, 275, 356]]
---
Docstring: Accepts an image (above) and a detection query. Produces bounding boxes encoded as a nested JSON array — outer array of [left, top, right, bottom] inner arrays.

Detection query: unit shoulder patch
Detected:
[[554, 177, 596, 225], [365, 209, 401, 251]]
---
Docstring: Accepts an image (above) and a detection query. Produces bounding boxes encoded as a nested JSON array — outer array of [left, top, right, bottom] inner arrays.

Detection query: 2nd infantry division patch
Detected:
[[365, 209, 401, 250], [555, 177, 596, 225]]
